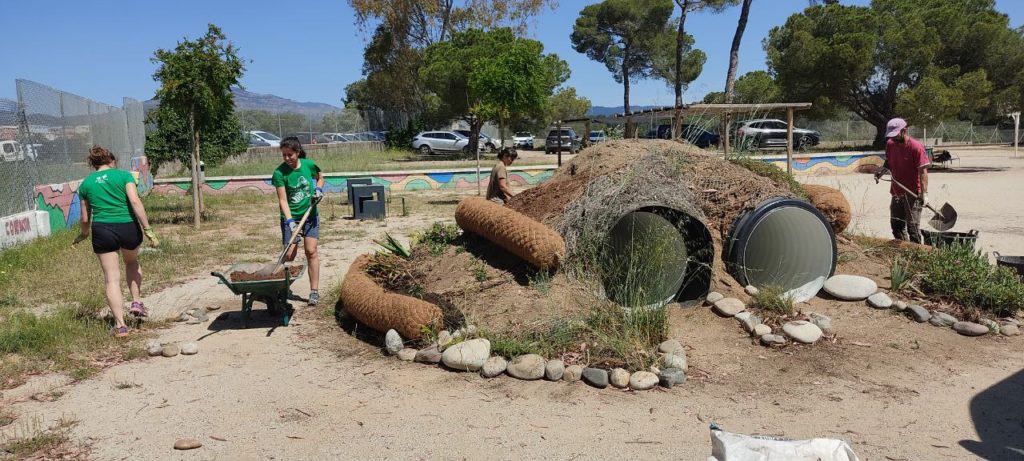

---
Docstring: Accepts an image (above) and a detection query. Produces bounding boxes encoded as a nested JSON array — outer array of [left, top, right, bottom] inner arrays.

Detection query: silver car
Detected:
[[735, 119, 821, 150], [411, 131, 472, 155]]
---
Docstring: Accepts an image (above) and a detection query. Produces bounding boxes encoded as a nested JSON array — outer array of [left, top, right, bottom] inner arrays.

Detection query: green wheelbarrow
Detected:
[[211, 263, 305, 328]]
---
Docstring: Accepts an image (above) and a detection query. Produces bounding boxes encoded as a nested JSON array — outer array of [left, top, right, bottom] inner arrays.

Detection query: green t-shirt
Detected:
[[79, 168, 136, 224], [271, 159, 321, 219]]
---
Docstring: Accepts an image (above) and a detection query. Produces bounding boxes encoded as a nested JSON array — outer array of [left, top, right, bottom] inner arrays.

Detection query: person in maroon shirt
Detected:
[[874, 118, 930, 243]]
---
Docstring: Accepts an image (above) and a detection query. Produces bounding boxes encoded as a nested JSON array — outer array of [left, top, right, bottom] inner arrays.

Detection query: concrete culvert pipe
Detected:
[[603, 207, 714, 308], [727, 197, 837, 303]]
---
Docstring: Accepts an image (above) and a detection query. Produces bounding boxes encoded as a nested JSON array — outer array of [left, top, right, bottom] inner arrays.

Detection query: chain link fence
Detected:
[[798, 119, 1021, 148], [0, 79, 144, 217]]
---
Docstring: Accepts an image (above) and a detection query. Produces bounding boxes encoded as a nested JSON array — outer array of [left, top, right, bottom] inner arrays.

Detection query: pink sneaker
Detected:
[[113, 326, 129, 338], [129, 301, 148, 317]]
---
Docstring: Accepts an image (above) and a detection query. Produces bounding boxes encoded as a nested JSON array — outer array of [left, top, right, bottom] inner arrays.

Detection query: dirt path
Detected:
[[3, 170, 1024, 460]]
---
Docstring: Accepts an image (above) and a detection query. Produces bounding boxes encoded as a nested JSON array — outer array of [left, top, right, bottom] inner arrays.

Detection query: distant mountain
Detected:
[[587, 105, 662, 117], [144, 88, 343, 117]]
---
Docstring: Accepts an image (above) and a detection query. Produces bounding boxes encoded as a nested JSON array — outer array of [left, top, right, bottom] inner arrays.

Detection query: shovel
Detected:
[[881, 176, 957, 231], [255, 200, 317, 278]]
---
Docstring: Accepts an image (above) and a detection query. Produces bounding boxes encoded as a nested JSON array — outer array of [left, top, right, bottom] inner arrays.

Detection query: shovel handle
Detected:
[[883, 176, 946, 219]]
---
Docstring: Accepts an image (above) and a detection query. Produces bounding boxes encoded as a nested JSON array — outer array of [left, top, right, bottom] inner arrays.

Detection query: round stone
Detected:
[[736, 312, 761, 333], [396, 348, 417, 361], [893, 300, 908, 311], [173, 438, 202, 450], [146, 341, 162, 357], [441, 339, 491, 371], [436, 331, 453, 351], [657, 339, 683, 354], [745, 285, 760, 296], [783, 321, 823, 344], [180, 342, 198, 355], [629, 371, 658, 390], [384, 329, 403, 355], [809, 312, 832, 332], [610, 368, 630, 389], [161, 344, 180, 358], [544, 359, 565, 381], [706, 291, 724, 304], [581, 368, 609, 389], [929, 312, 958, 328], [713, 298, 745, 317], [760, 334, 786, 346], [507, 354, 546, 380], [414, 346, 443, 364], [907, 305, 931, 322], [480, 356, 507, 378], [823, 275, 878, 301], [867, 292, 893, 309], [1000, 324, 1021, 336], [658, 368, 686, 388], [661, 353, 687, 370], [752, 324, 772, 337], [563, 365, 584, 382], [980, 319, 1000, 333], [953, 321, 989, 337]]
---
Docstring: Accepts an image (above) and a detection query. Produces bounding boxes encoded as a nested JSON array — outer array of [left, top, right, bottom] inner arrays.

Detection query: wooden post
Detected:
[[786, 107, 794, 175], [584, 119, 592, 148], [722, 113, 730, 158], [557, 120, 563, 167]]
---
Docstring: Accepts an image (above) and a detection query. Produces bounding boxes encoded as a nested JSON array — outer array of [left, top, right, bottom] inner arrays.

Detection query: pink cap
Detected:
[[885, 118, 907, 138]]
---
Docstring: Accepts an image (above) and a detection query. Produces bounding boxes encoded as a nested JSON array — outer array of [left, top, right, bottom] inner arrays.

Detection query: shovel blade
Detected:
[[928, 202, 957, 231]]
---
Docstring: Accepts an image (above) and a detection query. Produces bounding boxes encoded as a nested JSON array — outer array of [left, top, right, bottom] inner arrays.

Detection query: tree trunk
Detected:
[[724, 0, 753, 104], [189, 109, 201, 230], [622, 55, 634, 138], [469, 117, 483, 158], [872, 122, 887, 149], [673, 0, 691, 140]]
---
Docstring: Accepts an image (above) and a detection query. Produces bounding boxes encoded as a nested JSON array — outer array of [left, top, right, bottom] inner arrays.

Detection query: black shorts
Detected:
[[91, 222, 143, 254]]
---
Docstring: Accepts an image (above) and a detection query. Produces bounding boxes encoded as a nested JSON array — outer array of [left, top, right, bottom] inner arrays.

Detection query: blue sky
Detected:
[[2, 0, 1022, 109]]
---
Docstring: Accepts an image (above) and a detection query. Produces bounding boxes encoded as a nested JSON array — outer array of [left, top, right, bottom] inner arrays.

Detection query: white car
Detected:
[[512, 132, 534, 149], [246, 130, 282, 147], [411, 131, 476, 155], [0, 140, 38, 162]]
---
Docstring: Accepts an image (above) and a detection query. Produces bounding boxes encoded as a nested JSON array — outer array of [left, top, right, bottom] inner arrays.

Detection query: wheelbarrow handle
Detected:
[[211, 271, 230, 285]]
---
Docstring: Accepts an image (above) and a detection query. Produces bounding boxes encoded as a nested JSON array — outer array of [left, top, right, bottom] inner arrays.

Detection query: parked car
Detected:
[[735, 119, 821, 149], [246, 130, 281, 147], [287, 132, 332, 145], [653, 124, 720, 148], [589, 130, 608, 144], [512, 132, 534, 149], [454, 130, 497, 151], [322, 133, 353, 143], [411, 131, 473, 155], [545, 128, 579, 154], [0, 140, 38, 161]]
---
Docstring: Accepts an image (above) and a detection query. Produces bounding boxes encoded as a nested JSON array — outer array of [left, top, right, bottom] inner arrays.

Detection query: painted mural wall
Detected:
[[756, 152, 884, 176], [32, 156, 153, 233]]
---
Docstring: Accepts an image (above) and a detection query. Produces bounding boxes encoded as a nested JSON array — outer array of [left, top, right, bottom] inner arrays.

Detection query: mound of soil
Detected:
[[229, 264, 304, 282], [803, 184, 852, 234]]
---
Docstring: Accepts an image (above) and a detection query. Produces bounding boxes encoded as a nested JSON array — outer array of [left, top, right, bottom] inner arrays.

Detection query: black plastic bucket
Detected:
[[993, 252, 1024, 278], [921, 229, 979, 249]]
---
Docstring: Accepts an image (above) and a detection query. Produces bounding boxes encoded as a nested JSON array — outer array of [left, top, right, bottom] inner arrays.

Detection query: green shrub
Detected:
[[910, 244, 1024, 317], [729, 157, 808, 199], [890, 257, 911, 291], [414, 222, 461, 256], [749, 285, 795, 316]]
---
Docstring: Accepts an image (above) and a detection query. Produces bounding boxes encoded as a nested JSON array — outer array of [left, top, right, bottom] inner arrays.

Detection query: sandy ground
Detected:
[[3, 149, 1024, 460]]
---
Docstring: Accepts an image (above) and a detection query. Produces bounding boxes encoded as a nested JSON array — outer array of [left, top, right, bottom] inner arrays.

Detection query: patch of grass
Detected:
[[0, 415, 77, 459], [413, 222, 461, 256], [483, 301, 668, 371], [749, 286, 795, 316], [907, 244, 1024, 317], [527, 269, 552, 294], [729, 156, 808, 199], [471, 259, 489, 282], [374, 233, 411, 259], [890, 257, 911, 291]]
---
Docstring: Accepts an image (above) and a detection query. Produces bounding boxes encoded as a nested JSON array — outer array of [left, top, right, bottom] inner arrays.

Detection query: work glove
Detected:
[[873, 167, 889, 183], [918, 192, 928, 208], [313, 187, 324, 204], [143, 227, 161, 247], [72, 232, 89, 246], [285, 218, 298, 234]]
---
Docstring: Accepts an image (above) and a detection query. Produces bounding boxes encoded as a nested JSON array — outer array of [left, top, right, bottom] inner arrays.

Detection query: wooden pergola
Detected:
[[606, 103, 814, 174]]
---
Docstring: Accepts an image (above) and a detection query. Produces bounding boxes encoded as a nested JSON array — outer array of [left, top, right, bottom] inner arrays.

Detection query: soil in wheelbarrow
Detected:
[[229, 263, 305, 282]]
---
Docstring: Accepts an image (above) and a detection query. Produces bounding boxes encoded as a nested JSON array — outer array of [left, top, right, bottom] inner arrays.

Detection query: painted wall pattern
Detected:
[[758, 152, 884, 176], [31, 155, 152, 232]]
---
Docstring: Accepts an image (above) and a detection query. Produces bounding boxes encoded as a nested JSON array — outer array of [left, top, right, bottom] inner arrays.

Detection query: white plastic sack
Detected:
[[707, 424, 860, 461]]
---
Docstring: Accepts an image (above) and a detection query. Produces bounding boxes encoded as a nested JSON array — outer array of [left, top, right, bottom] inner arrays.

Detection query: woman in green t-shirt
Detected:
[[272, 137, 324, 305], [73, 146, 160, 337]]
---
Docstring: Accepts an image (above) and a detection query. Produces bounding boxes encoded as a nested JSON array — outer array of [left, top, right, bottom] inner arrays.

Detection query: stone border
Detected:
[[704, 287, 830, 347], [382, 327, 690, 391]]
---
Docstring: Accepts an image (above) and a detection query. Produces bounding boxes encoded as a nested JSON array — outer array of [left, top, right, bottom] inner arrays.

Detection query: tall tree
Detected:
[[420, 28, 568, 152], [151, 24, 244, 229], [766, 0, 1015, 147], [667, 0, 733, 139], [724, 0, 753, 104], [571, 0, 675, 137]]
